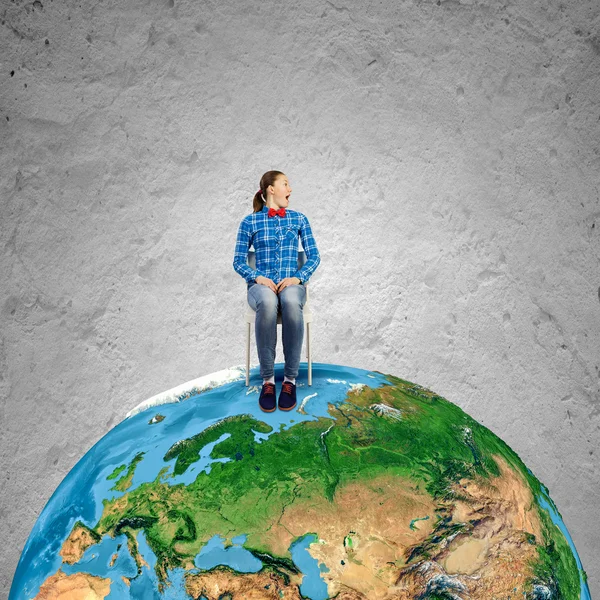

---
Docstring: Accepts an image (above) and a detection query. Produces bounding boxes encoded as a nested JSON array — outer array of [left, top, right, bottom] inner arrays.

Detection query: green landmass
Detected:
[[110, 452, 145, 492], [164, 415, 273, 476], [81, 376, 580, 597], [530, 504, 580, 599], [106, 464, 126, 481]]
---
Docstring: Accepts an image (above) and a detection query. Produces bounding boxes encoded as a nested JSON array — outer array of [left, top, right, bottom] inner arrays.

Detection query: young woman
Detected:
[[233, 171, 321, 412]]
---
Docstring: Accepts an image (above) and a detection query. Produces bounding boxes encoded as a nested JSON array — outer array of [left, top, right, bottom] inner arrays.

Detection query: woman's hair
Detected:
[[253, 170, 285, 212]]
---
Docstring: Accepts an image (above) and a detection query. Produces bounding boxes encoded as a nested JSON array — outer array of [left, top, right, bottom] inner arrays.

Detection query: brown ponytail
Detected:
[[253, 170, 285, 212]]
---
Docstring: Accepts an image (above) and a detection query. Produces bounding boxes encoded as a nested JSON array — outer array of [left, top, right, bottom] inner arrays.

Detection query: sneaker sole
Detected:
[[279, 403, 296, 411], [259, 404, 277, 413]]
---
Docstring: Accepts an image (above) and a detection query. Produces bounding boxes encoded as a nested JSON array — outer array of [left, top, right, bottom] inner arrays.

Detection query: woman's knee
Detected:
[[250, 286, 279, 312], [279, 285, 306, 311]]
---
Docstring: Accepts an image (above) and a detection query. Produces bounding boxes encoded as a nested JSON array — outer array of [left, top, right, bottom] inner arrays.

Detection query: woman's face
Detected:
[[269, 175, 292, 207]]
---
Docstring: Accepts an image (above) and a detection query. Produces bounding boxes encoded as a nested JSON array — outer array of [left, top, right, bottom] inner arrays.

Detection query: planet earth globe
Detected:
[[10, 363, 590, 600]]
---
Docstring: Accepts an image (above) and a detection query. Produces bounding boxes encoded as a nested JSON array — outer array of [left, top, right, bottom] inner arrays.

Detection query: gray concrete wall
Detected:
[[1, 0, 599, 596]]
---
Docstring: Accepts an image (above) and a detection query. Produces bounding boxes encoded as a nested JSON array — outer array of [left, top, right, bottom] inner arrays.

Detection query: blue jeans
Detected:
[[247, 282, 307, 380]]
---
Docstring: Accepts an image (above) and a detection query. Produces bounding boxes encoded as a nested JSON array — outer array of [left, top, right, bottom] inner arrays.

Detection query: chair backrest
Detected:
[[247, 250, 306, 271]]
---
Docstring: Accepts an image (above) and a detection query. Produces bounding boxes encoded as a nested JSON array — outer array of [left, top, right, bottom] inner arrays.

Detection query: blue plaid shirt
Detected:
[[233, 205, 320, 285]]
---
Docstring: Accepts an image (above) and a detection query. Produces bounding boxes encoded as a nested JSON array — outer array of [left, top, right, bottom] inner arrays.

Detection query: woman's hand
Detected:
[[256, 276, 301, 293], [255, 276, 278, 293], [276, 277, 301, 292]]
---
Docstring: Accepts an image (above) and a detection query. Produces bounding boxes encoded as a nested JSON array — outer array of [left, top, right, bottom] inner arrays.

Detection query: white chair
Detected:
[[245, 250, 313, 387]]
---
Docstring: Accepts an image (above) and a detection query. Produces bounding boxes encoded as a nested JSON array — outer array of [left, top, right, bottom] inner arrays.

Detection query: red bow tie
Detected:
[[268, 207, 286, 218]]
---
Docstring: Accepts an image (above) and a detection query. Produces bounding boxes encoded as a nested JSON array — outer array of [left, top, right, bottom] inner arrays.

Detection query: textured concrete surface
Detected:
[[1, 0, 599, 597]]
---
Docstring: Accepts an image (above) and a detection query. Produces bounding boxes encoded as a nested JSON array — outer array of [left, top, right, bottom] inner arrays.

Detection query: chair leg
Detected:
[[307, 322, 312, 386], [246, 322, 251, 386]]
